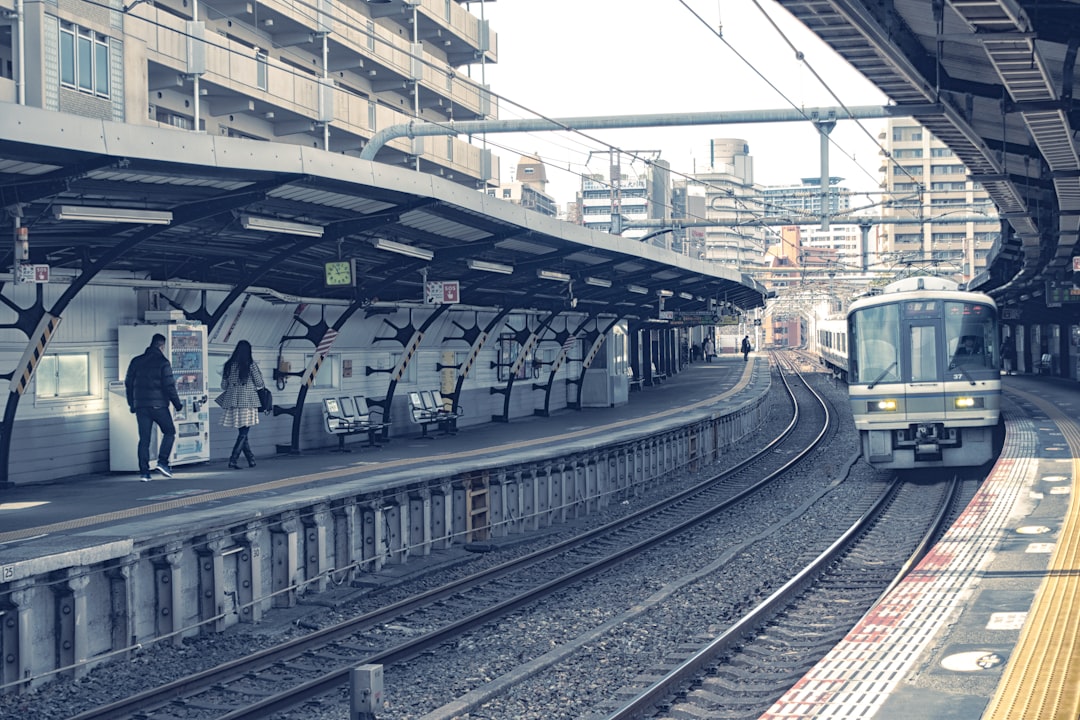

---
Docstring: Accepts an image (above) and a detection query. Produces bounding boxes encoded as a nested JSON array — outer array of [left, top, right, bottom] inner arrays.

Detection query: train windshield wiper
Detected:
[[867, 361, 897, 390], [950, 362, 978, 386]]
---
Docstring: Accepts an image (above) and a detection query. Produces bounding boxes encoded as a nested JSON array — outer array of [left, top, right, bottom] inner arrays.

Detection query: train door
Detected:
[[901, 314, 946, 426]]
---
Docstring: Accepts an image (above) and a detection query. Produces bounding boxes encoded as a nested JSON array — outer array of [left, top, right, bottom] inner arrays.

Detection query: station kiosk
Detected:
[[109, 314, 211, 472]]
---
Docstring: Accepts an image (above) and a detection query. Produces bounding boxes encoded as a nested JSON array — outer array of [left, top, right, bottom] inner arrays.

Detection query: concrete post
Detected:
[[408, 491, 431, 556], [271, 513, 300, 608], [302, 505, 330, 593], [106, 555, 138, 659], [153, 543, 184, 646], [1, 581, 32, 691], [237, 524, 264, 623], [197, 531, 228, 634]]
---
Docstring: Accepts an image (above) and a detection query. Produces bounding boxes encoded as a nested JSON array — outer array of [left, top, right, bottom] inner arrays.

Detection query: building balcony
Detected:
[[132, 5, 496, 183], [140, 0, 492, 120], [364, 0, 497, 66]]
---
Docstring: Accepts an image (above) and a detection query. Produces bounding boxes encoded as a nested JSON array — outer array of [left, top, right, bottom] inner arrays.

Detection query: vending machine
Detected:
[[109, 319, 211, 472]]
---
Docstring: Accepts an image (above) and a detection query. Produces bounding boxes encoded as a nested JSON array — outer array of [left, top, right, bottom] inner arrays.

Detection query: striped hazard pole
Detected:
[[458, 331, 488, 381], [393, 331, 424, 382], [10, 313, 62, 395], [301, 328, 339, 387]]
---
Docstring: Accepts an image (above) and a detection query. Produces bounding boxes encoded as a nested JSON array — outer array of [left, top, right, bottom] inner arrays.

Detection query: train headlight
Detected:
[[869, 399, 898, 412], [954, 396, 984, 409]]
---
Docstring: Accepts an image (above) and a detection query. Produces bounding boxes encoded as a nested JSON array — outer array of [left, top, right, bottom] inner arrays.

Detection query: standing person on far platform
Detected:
[[703, 336, 715, 363], [125, 332, 182, 482], [218, 339, 266, 469], [741, 335, 752, 361]]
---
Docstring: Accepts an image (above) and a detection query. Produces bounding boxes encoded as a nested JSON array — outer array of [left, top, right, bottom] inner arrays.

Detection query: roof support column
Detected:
[[815, 117, 836, 231]]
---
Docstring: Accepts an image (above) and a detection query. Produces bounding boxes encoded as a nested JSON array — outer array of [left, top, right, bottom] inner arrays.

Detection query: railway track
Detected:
[[70, 354, 831, 720], [600, 471, 975, 720]]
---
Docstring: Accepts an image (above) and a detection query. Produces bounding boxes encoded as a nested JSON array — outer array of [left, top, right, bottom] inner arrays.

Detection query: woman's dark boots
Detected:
[[242, 437, 256, 468], [229, 435, 244, 469]]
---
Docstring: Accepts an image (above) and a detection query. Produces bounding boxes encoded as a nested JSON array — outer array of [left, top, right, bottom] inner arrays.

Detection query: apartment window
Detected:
[[60, 23, 110, 98], [366, 20, 375, 51], [447, 136, 453, 162], [502, 189, 512, 198], [894, 164, 923, 175], [931, 181, 967, 191], [893, 148, 923, 159], [931, 164, 966, 175], [35, 353, 90, 399], [892, 127, 922, 142], [256, 51, 268, 91], [368, 100, 377, 130], [931, 147, 955, 157]]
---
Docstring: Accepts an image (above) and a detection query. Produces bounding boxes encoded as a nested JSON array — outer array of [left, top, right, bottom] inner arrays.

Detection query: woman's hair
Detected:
[[224, 340, 254, 385]]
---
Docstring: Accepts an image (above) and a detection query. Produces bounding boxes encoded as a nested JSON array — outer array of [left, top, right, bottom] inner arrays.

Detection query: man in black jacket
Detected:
[[125, 333, 183, 481]]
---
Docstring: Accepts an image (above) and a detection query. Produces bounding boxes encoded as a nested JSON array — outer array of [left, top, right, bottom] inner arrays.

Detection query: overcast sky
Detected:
[[467, 0, 891, 210]]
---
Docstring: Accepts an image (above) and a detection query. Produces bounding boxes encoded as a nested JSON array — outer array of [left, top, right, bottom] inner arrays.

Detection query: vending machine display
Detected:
[[110, 323, 211, 472]]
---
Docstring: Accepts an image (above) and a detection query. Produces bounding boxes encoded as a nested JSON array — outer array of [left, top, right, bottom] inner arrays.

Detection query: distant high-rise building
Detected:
[[691, 139, 767, 272], [880, 119, 1001, 282], [579, 152, 670, 245], [488, 153, 558, 217], [759, 178, 852, 219], [672, 181, 706, 258]]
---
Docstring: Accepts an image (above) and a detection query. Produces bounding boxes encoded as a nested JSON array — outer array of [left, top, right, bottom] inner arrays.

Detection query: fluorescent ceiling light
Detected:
[[53, 205, 172, 225], [467, 259, 514, 275], [537, 269, 570, 282], [627, 284, 648, 294], [584, 276, 612, 288], [373, 238, 434, 261], [679, 292, 694, 299], [241, 215, 323, 238], [657, 289, 673, 297]]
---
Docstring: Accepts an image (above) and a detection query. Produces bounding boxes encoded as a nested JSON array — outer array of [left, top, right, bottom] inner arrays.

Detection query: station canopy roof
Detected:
[[0, 105, 766, 320]]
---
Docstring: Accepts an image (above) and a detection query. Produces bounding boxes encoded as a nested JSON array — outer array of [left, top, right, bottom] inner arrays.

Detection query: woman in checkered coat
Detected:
[[218, 340, 266, 469]]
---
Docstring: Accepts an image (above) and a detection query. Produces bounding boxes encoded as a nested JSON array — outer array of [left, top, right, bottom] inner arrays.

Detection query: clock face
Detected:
[[324, 260, 354, 287]]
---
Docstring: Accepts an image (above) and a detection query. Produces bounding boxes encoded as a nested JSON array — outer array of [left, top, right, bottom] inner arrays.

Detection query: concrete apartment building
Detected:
[[0, 0, 500, 186], [579, 153, 671, 245], [691, 139, 768, 272], [880, 118, 1001, 281]]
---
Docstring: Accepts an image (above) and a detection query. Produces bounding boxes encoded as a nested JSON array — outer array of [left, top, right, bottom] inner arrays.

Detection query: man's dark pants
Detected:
[[135, 406, 176, 473]]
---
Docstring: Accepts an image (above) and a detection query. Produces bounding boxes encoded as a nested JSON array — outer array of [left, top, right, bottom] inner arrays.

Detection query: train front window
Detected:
[[909, 325, 939, 381], [945, 302, 998, 373], [850, 304, 900, 385]]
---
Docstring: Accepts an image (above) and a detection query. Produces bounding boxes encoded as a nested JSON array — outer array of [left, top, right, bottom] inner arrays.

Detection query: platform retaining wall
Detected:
[[0, 391, 767, 693]]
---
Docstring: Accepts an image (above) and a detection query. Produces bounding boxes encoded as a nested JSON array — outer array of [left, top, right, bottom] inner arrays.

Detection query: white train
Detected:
[[819, 276, 1002, 470]]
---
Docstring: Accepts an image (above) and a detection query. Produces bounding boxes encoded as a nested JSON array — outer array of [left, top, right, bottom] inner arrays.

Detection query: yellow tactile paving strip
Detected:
[[0, 361, 756, 545], [981, 386, 1080, 720], [761, 391, 1040, 719]]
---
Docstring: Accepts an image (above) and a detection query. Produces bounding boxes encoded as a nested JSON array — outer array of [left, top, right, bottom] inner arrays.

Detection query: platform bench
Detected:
[[408, 390, 463, 438], [323, 396, 389, 452]]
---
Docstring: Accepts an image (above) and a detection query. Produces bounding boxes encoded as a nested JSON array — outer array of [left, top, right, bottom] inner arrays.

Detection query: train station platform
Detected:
[[764, 372, 1080, 720], [0, 355, 765, 547]]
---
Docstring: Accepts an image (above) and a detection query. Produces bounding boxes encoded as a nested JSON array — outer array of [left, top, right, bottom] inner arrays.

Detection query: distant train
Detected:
[[816, 276, 1002, 470]]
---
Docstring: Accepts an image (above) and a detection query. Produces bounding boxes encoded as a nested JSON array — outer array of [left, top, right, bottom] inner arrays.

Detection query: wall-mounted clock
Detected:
[[324, 259, 356, 287]]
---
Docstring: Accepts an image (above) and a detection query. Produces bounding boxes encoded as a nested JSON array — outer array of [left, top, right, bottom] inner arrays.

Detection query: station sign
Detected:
[[424, 280, 460, 305], [15, 263, 50, 284], [1045, 280, 1080, 307]]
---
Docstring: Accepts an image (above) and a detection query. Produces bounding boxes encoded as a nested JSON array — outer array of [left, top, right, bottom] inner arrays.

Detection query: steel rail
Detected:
[[602, 463, 961, 719]]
